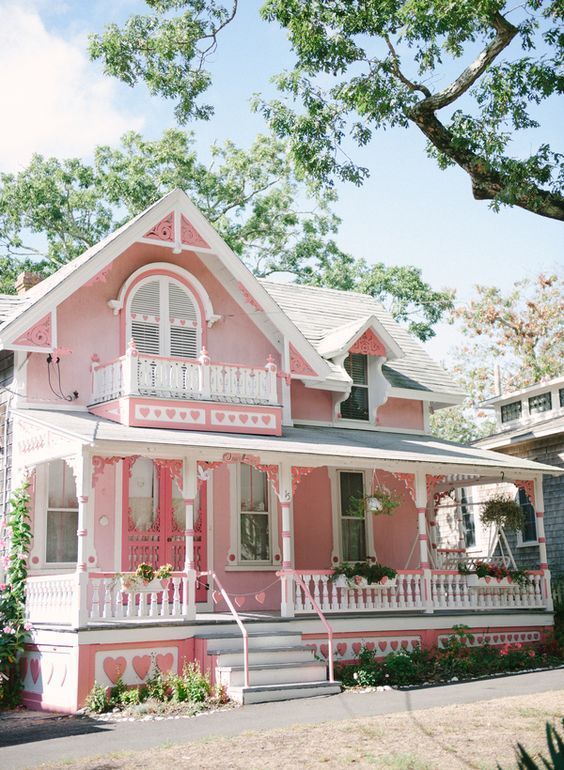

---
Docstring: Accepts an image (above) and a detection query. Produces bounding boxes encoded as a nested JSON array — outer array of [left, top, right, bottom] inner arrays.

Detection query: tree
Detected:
[[0, 129, 453, 340], [90, 1, 564, 220], [430, 273, 563, 441]]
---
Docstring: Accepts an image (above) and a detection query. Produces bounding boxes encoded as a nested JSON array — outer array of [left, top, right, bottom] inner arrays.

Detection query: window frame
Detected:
[[125, 273, 202, 359], [339, 353, 372, 423], [516, 488, 538, 547], [228, 464, 280, 569], [331, 469, 376, 565], [40, 460, 79, 568]]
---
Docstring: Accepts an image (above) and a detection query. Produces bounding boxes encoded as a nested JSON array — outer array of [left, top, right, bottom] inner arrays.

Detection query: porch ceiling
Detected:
[[14, 408, 562, 478]]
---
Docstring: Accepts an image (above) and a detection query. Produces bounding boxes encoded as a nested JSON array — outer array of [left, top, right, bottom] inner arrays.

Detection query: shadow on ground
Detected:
[[0, 712, 111, 748]]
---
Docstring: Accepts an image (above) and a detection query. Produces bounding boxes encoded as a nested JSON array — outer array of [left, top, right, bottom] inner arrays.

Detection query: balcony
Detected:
[[88, 343, 282, 435]]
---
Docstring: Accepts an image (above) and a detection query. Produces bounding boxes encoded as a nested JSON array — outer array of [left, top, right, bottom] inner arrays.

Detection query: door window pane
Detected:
[[239, 465, 270, 561], [240, 465, 268, 512], [129, 458, 158, 531]]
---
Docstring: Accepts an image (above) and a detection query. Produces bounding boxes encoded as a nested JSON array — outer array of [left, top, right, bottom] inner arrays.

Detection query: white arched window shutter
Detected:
[[128, 276, 201, 358]]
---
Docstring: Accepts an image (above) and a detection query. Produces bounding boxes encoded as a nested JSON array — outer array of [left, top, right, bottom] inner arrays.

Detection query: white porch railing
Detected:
[[430, 570, 546, 610], [292, 570, 425, 613], [87, 572, 193, 621], [25, 573, 79, 626], [90, 347, 279, 406]]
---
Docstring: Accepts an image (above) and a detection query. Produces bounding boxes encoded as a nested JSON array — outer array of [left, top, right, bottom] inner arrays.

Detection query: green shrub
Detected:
[[499, 720, 564, 770], [119, 688, 141, 706], [85, 682, 110, 713]]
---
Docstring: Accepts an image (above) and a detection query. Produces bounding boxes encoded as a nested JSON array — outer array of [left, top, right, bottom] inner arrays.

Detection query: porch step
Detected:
[[217, 660, 328, 688], [229, 681, 342, 705], [208, 644, 315, 667], [198, 621, 341, 704]]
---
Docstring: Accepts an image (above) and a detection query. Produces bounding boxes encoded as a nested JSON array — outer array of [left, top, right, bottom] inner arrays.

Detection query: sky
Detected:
[[0, 0, 562, 364]]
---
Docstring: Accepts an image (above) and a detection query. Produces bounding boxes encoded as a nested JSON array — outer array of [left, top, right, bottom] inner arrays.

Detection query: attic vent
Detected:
[[127, 275, 201, 359]]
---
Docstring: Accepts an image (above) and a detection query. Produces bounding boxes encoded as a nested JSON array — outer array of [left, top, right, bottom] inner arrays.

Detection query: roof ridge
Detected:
[[258, 278, 379, 302]]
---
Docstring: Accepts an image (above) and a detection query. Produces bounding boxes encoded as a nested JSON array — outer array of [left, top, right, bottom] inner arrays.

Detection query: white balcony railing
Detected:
[[90, 345, 279, 406]]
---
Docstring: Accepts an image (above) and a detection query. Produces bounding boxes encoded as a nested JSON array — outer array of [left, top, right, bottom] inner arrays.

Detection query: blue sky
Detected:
[[1, 0, 562, 362]]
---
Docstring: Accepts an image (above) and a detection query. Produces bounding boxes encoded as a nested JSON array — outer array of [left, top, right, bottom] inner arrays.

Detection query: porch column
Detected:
[[415, 472, 433, 614], [533, 476, 553, 612], [182, 455, 198, 620], [278, 461, 294, 617], [71, 450, 91, 629]]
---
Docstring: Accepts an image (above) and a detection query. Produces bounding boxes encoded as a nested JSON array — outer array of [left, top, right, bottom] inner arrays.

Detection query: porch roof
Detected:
[[14, 409, 562, 477]]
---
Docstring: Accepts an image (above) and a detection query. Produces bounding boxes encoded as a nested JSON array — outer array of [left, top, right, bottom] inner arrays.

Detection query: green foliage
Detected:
[[501, 720, 564, 770], [0, 483, 33, 708], [339, 624, 563, 690], [331, 560, 397, 585], [167, 663, 211, 703], [481, 494, 526, 533], [90, 1, 564, 219], [458, 561, 531, 587], [0, 129, 453, 341], [85, 682, 111, 714]]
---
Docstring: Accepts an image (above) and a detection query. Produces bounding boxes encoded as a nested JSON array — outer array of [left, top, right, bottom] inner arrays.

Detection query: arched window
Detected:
[[127, 276, 201, 358]]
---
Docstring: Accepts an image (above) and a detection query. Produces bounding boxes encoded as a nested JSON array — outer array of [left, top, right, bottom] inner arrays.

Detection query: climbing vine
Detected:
[[0, 482, 33, 707]]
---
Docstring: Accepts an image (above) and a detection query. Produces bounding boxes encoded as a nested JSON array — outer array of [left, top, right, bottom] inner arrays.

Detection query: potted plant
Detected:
[[115, 563, 173, 593], [458, 561, 530, 588], [350, 487, 401, 517], [331, 561, 397, 589], [479, 494, 525, 533]]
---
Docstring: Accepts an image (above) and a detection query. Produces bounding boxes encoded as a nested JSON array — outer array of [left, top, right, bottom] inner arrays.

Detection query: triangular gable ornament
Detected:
[[180, 214, 210, 249], [349, 328, 386, 357], [144, 212, 175, 242], [289, 343, 317, 377], [13, 314, 52, 349]]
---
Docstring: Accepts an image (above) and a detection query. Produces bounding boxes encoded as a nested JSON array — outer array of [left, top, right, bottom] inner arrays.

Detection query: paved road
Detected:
[[2, 669, 563, 770]]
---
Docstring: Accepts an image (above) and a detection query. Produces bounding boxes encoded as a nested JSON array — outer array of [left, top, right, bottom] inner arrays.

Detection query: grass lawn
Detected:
[[40, 689, 564, 770]]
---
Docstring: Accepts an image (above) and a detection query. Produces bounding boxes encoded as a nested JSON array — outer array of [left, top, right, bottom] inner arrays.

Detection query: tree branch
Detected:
[[384, 37, 431, 98]]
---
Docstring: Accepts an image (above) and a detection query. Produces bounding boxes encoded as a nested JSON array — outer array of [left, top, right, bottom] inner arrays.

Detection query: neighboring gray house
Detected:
[[475, 377, 564, 577]]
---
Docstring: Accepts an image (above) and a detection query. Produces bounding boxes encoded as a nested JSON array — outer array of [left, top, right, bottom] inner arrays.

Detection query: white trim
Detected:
[[317, 315, 404, 361], [109, 262, 219, 328], [199, 471, 213, 610], [330, 468, 376, 565], [113, 460, 123, 572], [228, 463, 280, 568]]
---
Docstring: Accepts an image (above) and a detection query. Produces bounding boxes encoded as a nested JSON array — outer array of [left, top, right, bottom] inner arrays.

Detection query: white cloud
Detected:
[[0, 3, 144, 171]]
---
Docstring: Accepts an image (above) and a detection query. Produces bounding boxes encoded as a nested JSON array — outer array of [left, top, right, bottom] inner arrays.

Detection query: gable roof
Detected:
[[259, 281, 464, 403], [316, 315, 404, 360]]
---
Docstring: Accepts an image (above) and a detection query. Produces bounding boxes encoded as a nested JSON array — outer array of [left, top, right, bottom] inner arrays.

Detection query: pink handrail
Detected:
[[277, 570, 335, 683], [198, 570, 250, 689]]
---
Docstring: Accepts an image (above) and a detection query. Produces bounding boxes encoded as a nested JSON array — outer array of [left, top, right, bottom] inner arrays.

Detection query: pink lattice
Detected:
[[350, 329, 386, 357]]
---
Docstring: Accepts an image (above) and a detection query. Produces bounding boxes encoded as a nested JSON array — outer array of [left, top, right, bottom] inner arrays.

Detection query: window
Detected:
[[239, 465, 270, 562], [500, 401, 522, 423], [517, 488, 537, 543], [339, 471, 366, 562], [128, 458, 158, 532], [341, 354, 369, 421], [560, 388, 564, 408], [529, 392, 552, 415], [128, 276, 200, 358], [460, 488, 476, 548], [45, 460, 78, 564]]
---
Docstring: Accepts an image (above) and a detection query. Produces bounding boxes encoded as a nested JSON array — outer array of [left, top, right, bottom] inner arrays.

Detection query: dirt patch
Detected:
[[37, 690, 564, 770]]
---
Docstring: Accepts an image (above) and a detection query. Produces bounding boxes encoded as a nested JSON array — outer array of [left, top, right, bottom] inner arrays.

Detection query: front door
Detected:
[[124, 458, 208, 602]]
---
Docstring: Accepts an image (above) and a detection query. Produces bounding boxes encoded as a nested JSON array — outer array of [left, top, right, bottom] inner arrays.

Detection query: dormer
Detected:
[[317, 316, 404, 426], [483, 376, 564, 433]]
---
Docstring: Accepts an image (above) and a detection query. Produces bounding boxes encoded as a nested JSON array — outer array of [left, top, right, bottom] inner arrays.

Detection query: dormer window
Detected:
[[500, 400, 522, 424], [528, 392, 552, 415], [341, 353, 369, 421], [127, 275, 201, 358]]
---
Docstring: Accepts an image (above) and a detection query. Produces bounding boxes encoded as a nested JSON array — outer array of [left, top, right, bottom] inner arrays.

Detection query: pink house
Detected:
[[0, 189, 559, 711]]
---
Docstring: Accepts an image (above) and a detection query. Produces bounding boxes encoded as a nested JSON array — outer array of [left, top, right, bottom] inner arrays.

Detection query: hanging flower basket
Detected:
[[480, 494, 525, 532]]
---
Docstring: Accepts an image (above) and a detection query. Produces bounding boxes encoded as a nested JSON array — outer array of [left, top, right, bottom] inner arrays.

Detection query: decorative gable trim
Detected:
[[289, 343, 317, 377], [181, 214, 210, 249], [349, 329, 386, 357], [144, 212, 175, 242], [11, 312, 55, 353]]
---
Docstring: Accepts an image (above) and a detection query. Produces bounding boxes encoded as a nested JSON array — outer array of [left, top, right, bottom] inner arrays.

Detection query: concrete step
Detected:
[[229, 680, 342, 705], [211, 645, 315, 667], [218, 660, 328, 688], [197, 630, 303, 652]]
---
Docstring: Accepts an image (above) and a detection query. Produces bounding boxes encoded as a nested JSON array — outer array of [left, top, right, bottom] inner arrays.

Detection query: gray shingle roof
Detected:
[[259, 280, 463, 399], [0, 295, 25, 323]]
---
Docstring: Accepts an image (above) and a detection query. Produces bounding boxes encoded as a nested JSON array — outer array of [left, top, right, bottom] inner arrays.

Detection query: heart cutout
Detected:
[[492, 635, 499, 643], [154, 409, 161, 418], [44, 660, 54, 685], [216, 413, 225, 422], [378, 641, 387, 652], [166, 409, 176, 420], [261, 415, 270, 425], [306, 643, 318, 654], [140, 407, 150, 418], [240, 414, 249, 424], [133, 655, 152, 681], [156, 653, 174, 674], [365, 642, 375, 652], [390, 640, 399, 651], [411, 640, 418, 648], [190, 410, 200, 420], [477, 636, 484, 644], [251, 416, 258, 424], [228, 414, 236, 423], [103, 656, 126, 684], [179, 411, 187, 420], [179, 319, 186, 326], [234, 596, 246, 608], [19, 658, 28, 681], [401, 640, 409, 649], [336, 643, 347, 657], [255, 591, 266, 605], [320, 644, 329, 658], [212, 590, 222, 604], [30, 659, 40, 684], [352, 642, 362, 656]]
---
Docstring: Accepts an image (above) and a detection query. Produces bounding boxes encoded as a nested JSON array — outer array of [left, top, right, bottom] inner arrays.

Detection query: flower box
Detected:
[[119, 577, 170, 594], [465, 575, 514, 588], [333, 574, 396, 590]]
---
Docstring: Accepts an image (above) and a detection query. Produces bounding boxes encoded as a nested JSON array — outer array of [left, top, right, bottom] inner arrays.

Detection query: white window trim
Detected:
[[335, 354, 390, 427], [227, 464, 280, 569], [125, 274, 203, 358], [30, 461, 78, 570], [330, 468, 376, 565]]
